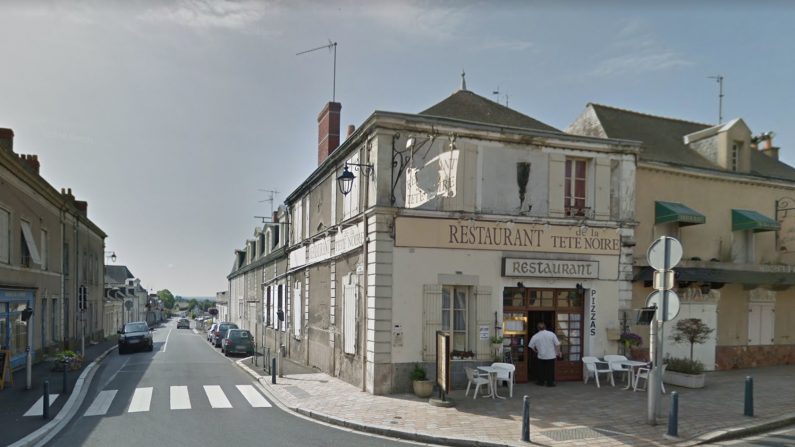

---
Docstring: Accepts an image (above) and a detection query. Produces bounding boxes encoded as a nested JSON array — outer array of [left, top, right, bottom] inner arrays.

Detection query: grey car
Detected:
[[118, 321, 154, 354]]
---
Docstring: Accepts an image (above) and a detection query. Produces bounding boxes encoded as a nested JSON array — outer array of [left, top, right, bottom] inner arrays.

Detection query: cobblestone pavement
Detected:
[[243, 361, 795, 447]]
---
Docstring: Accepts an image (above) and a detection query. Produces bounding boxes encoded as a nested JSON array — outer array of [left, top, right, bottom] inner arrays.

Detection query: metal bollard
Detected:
[[271, 357, 277, 384], [43, 381, 50, 420], [744, 376, 754, 417], [667, 391, 678, 437], [62, 362, 68, 394], [253, 345, 258, 367], [521, 395, 530, 442]]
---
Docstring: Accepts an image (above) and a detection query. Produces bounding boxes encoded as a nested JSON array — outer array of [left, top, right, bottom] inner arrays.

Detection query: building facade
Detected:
[[274, 84, 640, 394], [569, 104, 795, 370], [0, 128, 106, 370]]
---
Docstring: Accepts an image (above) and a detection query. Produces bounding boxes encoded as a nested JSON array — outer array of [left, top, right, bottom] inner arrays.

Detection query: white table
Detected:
[[477, 366, 505, 399], [620, 360, 650, 390]]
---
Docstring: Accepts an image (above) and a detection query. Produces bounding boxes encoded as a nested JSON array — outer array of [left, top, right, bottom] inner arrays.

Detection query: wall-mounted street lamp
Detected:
[[105, 251, 117, 263], [336, 162, 374, 196]]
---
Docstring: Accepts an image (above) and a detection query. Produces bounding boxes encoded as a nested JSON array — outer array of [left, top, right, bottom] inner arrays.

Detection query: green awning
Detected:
[[731, 209, 780, 232], [655, 201, 706, 226]]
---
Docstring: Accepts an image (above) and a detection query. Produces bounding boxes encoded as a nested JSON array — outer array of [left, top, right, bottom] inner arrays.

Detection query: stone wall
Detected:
[[716, 345, 795, 370]]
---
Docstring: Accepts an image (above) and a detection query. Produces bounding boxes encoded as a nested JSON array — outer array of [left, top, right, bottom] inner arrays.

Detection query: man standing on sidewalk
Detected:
[[529, 322, 561, 387]]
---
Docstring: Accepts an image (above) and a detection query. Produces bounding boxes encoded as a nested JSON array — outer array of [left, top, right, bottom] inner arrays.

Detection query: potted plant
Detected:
[[410, 363, 434, 398], [490, 335, 504, 359], [51, 350, 83, 371], [665, 318, 714, 388], [619, 332, 642, 357]]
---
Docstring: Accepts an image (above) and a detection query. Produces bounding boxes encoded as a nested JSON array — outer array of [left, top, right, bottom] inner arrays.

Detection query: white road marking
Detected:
[[23, 394, 59, 416], [170, 386, 191, 410], [203, 385, 232, 408], [84, 390, 118, 416], [161, 329, 173, 352], [192, 329, 198, 334], [128, 387, 153, 413], [236, 385, 271, 408]]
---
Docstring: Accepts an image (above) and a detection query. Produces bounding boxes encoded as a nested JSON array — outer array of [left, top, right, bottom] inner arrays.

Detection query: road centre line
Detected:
[[162, 328, 172, 352]]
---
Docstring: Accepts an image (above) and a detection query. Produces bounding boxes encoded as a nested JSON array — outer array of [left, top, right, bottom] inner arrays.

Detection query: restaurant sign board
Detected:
[[395, 217, 620, 255], [503, 258, 599, 279]]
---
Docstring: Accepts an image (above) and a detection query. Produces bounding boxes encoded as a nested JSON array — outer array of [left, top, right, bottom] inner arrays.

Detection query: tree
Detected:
[[670, 318, 715, 361], [158, 289, 176, 309], [187, 299, 199, 313]]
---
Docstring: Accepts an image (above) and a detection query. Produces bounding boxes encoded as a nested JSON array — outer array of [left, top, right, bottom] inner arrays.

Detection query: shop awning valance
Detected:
[[634, 266, 795, 287], [655, 201, 706, 226], [731, 209, 780, 232]]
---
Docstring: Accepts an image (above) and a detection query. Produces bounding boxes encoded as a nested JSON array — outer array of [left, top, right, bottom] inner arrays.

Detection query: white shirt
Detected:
[[528, 329, 561, 360]]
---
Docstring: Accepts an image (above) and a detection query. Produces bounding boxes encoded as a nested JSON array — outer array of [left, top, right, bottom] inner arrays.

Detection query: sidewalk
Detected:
[[239, 358, 795, 447], [0, 338, 118, 447]]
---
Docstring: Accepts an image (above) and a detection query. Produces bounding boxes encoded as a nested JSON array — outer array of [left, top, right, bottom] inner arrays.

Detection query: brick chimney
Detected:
[[347, 124, 355, 138], [317, 102, 341, 165], [74, 200, 88, 216], [18, 154, 40, 175], [761, 137, 780, 160], [0, 128, 13, 152]]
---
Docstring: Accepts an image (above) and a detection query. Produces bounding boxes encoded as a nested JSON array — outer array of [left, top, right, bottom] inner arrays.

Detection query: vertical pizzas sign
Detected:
[[589, 289, 597, 337]]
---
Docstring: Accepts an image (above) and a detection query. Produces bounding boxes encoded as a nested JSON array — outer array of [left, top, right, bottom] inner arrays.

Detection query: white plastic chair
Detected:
[[582, 356, 615, 388], [490, 362, 516, 398], [634, 363, 667, 393], [464, 367, 491, 399], [604, 355, 631, 385]]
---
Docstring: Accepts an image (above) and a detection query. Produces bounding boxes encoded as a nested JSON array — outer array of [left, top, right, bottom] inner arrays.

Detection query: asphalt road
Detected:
[[47, 318, 427, 447], [710, 427, 795, 446]]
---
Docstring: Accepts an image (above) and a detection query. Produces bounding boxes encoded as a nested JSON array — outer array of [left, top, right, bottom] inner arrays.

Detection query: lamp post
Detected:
[[104, 251, 117, 263], [336, 162, 374, 196]]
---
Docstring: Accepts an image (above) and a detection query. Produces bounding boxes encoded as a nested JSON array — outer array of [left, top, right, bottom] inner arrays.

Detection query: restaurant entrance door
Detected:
[[502, 287, 584, 383]]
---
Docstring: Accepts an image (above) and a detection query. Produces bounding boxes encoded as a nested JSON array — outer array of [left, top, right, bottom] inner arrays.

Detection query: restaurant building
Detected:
[[277, 80, 641, 394]]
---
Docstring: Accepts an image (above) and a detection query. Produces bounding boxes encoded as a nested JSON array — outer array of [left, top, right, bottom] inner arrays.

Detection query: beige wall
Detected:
[[635, 166, 795, 264]]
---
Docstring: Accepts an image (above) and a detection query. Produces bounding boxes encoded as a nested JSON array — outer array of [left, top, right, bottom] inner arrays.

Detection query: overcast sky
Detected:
[[2, 1, 794, 297]]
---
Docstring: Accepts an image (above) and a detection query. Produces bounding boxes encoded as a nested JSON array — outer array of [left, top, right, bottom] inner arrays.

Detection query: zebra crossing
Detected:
[[23, 384, 271, 417]]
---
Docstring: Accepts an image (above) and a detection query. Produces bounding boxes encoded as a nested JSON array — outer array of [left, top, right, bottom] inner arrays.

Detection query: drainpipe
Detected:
[[361, 142, 371, 393], [60, 208, 65, 350]]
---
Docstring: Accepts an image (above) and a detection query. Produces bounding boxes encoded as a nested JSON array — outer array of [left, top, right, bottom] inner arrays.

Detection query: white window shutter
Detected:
[[293, 283, 302, 338], [0, 209, 9, 263], [423, 284, 443, 362], [475, 286, 493, 360], [343, 276, 357, 354], [760, 303, 775, 345]]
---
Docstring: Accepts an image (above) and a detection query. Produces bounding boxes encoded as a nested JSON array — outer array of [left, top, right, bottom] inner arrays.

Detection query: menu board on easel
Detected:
[[0, 350, 11, 390]]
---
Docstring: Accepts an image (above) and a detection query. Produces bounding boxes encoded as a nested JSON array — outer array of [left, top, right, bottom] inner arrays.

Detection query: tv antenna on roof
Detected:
[[492, 86, 509, 107], [258, 189, 279, 216], [297, 40, 338, 102], [708, 74, 724, 124]]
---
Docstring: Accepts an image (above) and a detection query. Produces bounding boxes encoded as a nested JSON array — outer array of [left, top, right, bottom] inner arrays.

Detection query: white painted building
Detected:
[[276, 81, 641, 394]]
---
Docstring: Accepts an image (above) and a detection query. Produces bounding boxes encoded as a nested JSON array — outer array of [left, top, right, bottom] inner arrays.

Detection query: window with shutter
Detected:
[[564, 158, 588, 217]]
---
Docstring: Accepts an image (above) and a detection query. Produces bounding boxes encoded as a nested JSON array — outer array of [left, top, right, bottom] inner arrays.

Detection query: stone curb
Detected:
[[9, 344, 117, 447], [684, 412, 795, 445], [233, 359, 514, 447]]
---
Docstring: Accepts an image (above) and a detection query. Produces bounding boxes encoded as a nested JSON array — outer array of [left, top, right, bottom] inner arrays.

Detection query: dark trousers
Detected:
[[537, 358, 556, 385]]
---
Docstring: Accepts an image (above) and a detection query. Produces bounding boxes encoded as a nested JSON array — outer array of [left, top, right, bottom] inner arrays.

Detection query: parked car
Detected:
[[221, 329, 255, 356], [177, 318, 190, 329], [118, 321, 154, 354], [207, 323, 218, 342], [213, 322, 238, 347]]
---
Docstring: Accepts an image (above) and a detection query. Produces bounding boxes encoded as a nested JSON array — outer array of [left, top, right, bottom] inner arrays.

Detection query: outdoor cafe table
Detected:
[[620, 360, 650, 390], [476, 366, 505, 399]]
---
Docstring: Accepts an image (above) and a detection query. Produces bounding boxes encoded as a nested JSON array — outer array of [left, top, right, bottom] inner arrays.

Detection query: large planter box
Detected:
[[663, 370, 706, 389]]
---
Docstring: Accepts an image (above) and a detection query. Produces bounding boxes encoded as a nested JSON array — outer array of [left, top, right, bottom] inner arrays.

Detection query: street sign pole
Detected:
[[646, 236, 682, 426]]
